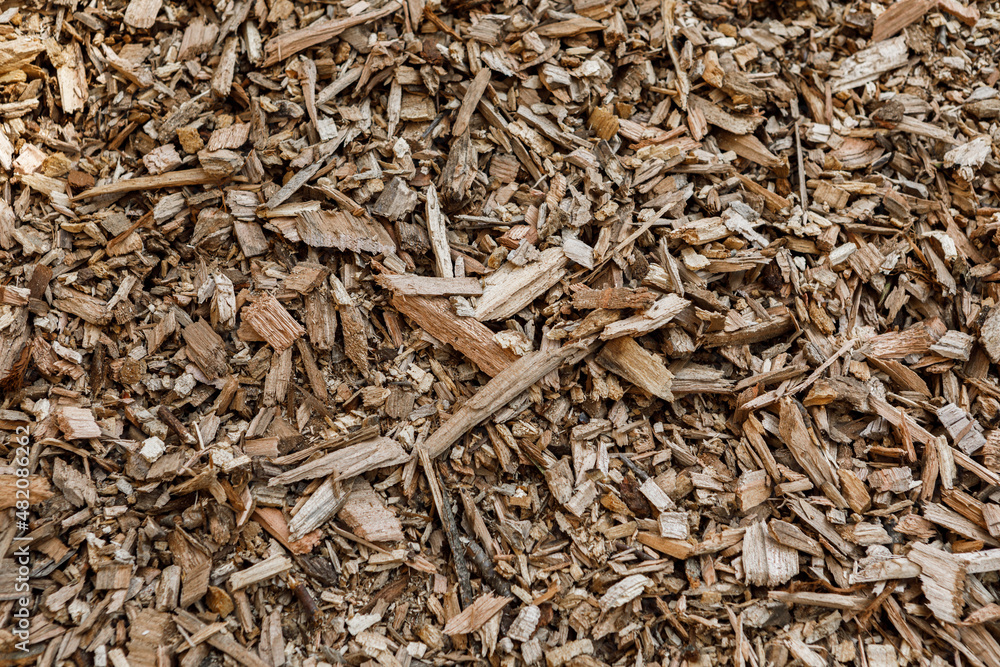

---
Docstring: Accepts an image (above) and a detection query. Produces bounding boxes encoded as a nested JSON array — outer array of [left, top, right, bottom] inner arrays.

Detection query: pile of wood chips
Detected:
[[4, 0, 1000, 664]]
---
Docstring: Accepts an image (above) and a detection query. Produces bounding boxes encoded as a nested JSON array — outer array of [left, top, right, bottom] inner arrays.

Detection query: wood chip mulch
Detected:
[[3, 0, 1000, 665]]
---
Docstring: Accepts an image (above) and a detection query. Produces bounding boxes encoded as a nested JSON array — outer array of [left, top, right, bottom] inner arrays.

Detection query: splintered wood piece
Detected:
[[75, 168, 218, 199], [475, 247, 567, 321], [743, 520, 799, 586], [598, 575, 651, 610], [167, 529, 211, 608], [938, 0, 980, 25], [768, 591, 868, 610], [0, 475, 53, 509], [53, 285, 112, 325], [544, 639, 594, 667], [47, 41, 88, 113], [424, 182, 453, 278], [596, 336, 674, 401], [283, 263, 329, 294], [453, 67, 492, 139], [229, 554, 293, 590], [871, 0, 935, 42], [599, 293, 690, 339], [373, 177, 419, 221], [338, 478, 404, 542], [57, 406, 101, 440], [929, 330, 974, 360], [174, 610, 271, 667], [268, 437, 409, 486], [640, 477, 675, 512], [0, 285, 28, 306], [287, 477, 350, 541], [839, 469, 872, 513], [864, 356, 931, 397], [263, 347, 293, 406], [123, 0, 162, 28], [769, 519, 824, 557], [924, 503, 1000, 546], [391, 294, 517, 377], [443, 593, 511, 636], [507, 605, 541, 643], [983, 504, 1000, 539], [330, 274, 370, 376], [937, 403, 987, 454], [908, 542, 966, 624], [253, 508, 319, 555], [736, 469, 770, 511], [789, 498, 861, 558], [261, 1, 402, 66], [304, 286, 337, 350], [127, 610, 176, 667], [243, 294, 305, 352], [267, 162, 326, 209], [295, 209, 396, 254], [867, 319, 946, 358], [422, 339, 598, 458], [650, 511, 685, 542], [703, 313, 794, 347], [716, 131, 782, 167], [211, 37, 239, 98], [295, 338, 328, 402], [830, 35, 909, 92], [689, 95, 763, 135], [569, 284, 656, 310], [778, 398, 841, 498], [182, 319, 229, 380], [52, 459, 97, 506], [377, 274, 482, 297], [982, 307, 1000, 363]]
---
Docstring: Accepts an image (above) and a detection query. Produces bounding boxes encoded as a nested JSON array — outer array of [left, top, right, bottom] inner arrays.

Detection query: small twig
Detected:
[[465, 539, 512, 598], [794, 119, 807, 210], [419, 448, 474, 608], [157, 405, 196, 445], [287, 575, 320, 621], [618, 453, 651, 482]]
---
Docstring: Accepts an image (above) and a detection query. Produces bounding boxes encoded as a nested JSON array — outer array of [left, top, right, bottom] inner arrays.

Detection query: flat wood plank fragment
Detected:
[[453, 67, 492, 138], [48, 40, 88, 113], [377, 274, 482, 297], [168, 529, 212, 608], [743, 520, 799, 586]]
